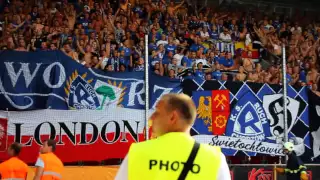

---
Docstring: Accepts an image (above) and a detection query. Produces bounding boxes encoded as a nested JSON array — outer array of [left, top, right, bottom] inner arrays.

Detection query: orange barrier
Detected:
[[27, 166, 120, 180]]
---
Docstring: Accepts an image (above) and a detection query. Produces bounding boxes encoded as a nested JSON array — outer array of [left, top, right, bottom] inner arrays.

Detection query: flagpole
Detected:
[[282, 44, 288, 163], [145, 34, 149, 141]]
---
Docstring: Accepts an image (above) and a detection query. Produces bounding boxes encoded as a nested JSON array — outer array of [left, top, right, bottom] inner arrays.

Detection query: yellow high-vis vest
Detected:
[[128, 132, 221, 180]]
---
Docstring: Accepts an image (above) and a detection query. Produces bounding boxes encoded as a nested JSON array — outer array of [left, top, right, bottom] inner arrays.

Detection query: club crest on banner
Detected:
[[226, 91, 270, 141], [65, 71, 99, 110], [263, 94, 299, 141], [65, 71, 127, 110]]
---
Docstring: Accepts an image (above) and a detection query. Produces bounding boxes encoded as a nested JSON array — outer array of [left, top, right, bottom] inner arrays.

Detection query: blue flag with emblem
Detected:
[[184, 78, 311, 161], [0, 50, 181, 110]]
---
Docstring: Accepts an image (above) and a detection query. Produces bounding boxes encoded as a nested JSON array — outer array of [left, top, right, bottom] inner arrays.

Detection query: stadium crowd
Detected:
[[0, 0, 319, 95]]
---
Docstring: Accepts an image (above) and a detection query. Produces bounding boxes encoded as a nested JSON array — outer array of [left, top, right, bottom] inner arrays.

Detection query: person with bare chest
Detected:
[[242, 51, 255, 72], [234, 66, 246, 81]]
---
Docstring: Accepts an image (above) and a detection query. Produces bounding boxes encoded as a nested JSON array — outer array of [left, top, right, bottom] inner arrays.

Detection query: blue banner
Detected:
[[0, 50, 181, 110], [183, 78, 312, 161], [149, 73, 182, 109]]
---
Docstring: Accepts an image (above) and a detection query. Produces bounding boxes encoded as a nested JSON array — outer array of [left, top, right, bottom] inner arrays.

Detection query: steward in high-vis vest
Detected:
[[275, 142, 308, 180], [0, 142, 28, 179], [115, 94, 231, 180], [33, 139, 63, 180]]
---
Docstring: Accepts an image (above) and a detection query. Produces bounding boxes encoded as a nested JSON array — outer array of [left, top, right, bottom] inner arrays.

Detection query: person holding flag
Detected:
[[115, 93, 231, 180], [275, 142, 308, 180]]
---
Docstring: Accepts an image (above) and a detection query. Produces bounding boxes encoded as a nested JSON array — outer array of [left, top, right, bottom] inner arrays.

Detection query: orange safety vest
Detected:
[[39, 152, 63, 180], [0, 157, 28, 180]]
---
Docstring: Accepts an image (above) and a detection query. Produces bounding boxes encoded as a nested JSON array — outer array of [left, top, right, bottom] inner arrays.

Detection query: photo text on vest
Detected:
[[149, 159, 201, 173]]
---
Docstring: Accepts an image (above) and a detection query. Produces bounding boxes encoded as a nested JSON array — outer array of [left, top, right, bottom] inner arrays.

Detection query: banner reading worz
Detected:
[[0, 108, 145, 163], [0, 50, 181, 111], [183, 78, 311, 159]]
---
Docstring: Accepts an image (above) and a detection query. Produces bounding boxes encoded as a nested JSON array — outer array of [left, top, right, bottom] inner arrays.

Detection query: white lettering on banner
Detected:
[[0, 78, 33, 109], [43, 62, 66, 88], [152, 85, 173, 109], [231, 132, 265, 141], [193, 135, 284, 155], [127, 80, 145, 106], [4, 62, 66, 89], [5, 62, 42, 88], [230, 114, 236, 121], [254, 103, 267, 123], [2, 108, 145, 146]]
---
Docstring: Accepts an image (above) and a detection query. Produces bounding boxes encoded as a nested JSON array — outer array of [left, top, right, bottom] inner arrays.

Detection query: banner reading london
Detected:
[[0, 50, 182, 163], [183, 78, 312, 160]]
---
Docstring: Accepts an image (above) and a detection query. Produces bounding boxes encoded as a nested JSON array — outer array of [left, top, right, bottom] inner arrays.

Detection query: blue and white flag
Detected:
[[0, 51, 181, 110]]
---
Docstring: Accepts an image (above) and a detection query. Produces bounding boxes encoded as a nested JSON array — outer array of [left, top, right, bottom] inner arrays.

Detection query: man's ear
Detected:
[[169, 110, 179, 125]]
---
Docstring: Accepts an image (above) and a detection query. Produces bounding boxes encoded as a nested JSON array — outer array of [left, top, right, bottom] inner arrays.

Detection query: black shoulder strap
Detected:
[[178, 141, 201, 180]]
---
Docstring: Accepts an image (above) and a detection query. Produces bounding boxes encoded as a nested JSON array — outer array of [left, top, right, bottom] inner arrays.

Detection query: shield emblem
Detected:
[[263, 94, 299, 140]]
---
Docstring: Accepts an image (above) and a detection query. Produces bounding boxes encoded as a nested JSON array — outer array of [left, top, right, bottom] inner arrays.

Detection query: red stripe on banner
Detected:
[[0, 133, 145, 163], [212, 112, 229, 135], [211, 90, 230, 112]]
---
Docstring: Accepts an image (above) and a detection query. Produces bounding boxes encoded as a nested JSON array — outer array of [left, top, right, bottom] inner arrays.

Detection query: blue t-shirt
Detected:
[[300, 70, 307, 82], [209, 30, 219, 40], [181, 57, 193, 67], [149, 32, 162, 41], [165, 44, 177, 54], [194, 70, 204, 79], [150, 56, 160, 66], [214, 56, 220, 63], [78, 19, 90, 29], [286, 73, 292, 84], [190, 44, 202, 52], [119, 47, 131, 57], [162, 55, 171, 65], [212, 71, 222, 80], [218, 57, 234, 67], [190, 44, 207, 54], [149, 43, 157, 51], [119, 56, 130, 67]]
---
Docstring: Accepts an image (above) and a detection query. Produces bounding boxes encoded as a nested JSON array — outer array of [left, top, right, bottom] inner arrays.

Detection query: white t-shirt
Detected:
[[100, 57, 109, 70], [35, 157, 45, 168], [115, 152, 231, 180], [173, 54, 184, 66], [200, 31, 210, 38], [219, 33, 232, 41]]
